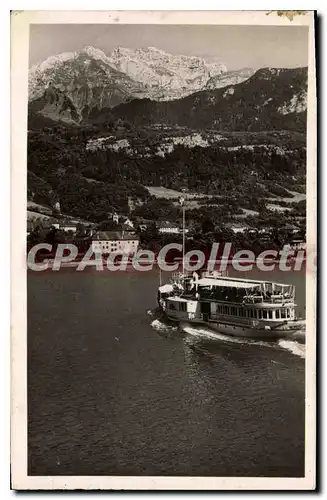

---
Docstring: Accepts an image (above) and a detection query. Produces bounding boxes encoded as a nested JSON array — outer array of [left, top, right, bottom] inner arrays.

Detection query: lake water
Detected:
[[28, 267, 305, 477]]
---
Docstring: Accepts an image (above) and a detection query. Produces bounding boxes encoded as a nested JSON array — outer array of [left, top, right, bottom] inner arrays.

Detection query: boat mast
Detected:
[[180, 196, 185, 276]]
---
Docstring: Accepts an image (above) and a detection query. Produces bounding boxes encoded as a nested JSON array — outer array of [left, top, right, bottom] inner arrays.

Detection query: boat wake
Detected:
[[150, 318, 179, 335], [150, 315, 305, 359], [181, 323, 247, 345], [180, 323, 306, 359], [277, 339, 305, 359]]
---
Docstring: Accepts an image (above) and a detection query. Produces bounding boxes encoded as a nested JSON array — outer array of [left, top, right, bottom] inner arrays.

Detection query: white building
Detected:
[[52, 222, 78, 233], [91, 231, 139, 255], [157, 221, 189, 235], [291, 239, 306, 251]]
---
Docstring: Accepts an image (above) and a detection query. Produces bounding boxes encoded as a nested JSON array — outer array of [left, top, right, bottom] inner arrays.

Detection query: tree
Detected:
[[201, 218, 215, 234]]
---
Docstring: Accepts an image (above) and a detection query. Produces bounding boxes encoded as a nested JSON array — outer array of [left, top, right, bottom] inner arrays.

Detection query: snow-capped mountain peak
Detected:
[[79, 46, 109, 62], [29, 45, 272, 123], [105, 46, 228, 98], [29, 45, 232, 104], [29, 51, 76, 76]]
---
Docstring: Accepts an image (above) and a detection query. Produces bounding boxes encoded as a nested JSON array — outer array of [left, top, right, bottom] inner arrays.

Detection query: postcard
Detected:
[[11, 10, 316, 490]]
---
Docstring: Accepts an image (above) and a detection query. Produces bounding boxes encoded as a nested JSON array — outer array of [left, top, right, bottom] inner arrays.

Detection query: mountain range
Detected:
[[29, 46, 256, 123], [29, 46, 229, 105], [110, 67, 308, 132], [27, 46, 307, 224], [28, 46, 307, 132]]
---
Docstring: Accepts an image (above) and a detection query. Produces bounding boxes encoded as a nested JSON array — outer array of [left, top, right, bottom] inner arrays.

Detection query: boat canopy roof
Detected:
[[159, 284, 174, 294], [197, 278, 262, 289]]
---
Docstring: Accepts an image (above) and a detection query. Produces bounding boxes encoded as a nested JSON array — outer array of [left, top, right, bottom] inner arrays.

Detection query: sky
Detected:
[[29, 24, 309, 70]]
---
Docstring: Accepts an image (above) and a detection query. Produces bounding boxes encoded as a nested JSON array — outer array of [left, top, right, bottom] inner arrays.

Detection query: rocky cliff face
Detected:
[[28, 46, 230, 120], [205, 68, 256, 90], [106, 46, 227, 100], [29, 47, 146, 121], [109, 67, 308, 132], [28, 47, 307, 132]]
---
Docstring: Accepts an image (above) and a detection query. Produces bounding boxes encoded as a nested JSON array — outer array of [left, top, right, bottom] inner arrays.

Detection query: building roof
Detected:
[[60, 223, 79, 228], [197, 278, 260, 289], [197, 276, 292, 289], [92, 231, 139, 241], [157, 221, 180, 229]]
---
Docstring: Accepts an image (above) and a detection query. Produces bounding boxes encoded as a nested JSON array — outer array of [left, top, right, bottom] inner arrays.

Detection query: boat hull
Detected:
[[163, 313, 304, 339]]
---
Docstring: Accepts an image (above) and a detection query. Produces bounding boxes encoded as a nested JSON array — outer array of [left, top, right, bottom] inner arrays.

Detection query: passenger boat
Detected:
[[156, 196, 303, 339], [157, 271, 303, 339]]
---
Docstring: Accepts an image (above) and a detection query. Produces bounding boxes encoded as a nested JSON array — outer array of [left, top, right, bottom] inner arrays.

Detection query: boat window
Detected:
[[286, 309, 290, 318], [268, 310, 273, 319], [169, 303, 175, 310], [263, 310, 268, 319], [258, 309, 262, 319], [179, 302, 187, 312], [281, 309, 286, 319], [276, 309, 280, 319]]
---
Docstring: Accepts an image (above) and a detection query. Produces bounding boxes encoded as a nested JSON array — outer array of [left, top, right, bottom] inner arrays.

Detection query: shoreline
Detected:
[[29, 256, 307, 270]]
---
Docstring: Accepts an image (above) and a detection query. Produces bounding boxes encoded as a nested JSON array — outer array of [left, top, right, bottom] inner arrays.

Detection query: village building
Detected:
[[157, 221, 189, 235], [52, 222, 78, 233], [290, 238, 306, 251], [91, 231, 140, 255]]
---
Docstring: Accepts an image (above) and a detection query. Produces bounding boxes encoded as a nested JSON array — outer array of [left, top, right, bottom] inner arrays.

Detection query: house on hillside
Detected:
[[121, 216, 134, 229], [157, 221, 189, 235], [27, 219, 34, 236], [109, 212, 134, 230], [52, 221, 78, 233], [283, 223, 300, 234], [91, 231, 139, 255], [291, 238, 306, 251], [226, 224, 248, 234]]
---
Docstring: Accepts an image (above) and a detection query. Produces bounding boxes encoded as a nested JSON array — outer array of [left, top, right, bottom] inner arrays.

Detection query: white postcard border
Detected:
[[10, 10, 316, 490]]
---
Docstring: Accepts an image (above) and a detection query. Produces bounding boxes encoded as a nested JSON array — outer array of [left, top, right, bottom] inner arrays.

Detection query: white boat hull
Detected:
[[164, 313, 304, 339], [157, 272, 304, 340]]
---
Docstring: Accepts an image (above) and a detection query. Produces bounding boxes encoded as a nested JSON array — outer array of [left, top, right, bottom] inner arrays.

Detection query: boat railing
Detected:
[[201, 270, 228, 278], [243, 294, 294, 304], [205, 313, 263, 327], [171, 271, 193, 281]]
